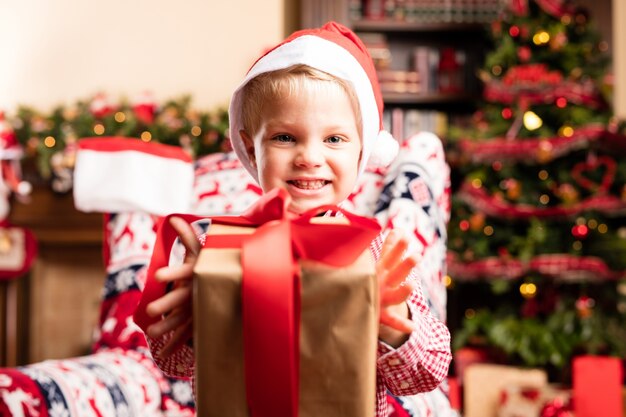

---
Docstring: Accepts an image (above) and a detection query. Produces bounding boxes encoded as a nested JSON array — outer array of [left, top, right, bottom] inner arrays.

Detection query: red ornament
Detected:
[[517, 46, 532, 62], [571, 155, 617, 195], [576, 295, 595, 318], [502, 108, 513, 119], [540, 396, 573, 417], [571, 224, 588, 239]]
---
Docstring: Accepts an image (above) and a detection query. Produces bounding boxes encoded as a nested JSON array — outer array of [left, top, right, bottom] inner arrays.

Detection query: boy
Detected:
[[141, 21, 451, 416]]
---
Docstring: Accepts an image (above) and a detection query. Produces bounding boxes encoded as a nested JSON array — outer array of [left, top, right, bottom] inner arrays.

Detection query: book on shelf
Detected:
[[383, 107, 449, 141], [353, 0, 503, 23]]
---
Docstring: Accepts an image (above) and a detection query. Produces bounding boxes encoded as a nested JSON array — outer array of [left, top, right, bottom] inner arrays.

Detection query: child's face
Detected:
[[241, 87, 361, 214]]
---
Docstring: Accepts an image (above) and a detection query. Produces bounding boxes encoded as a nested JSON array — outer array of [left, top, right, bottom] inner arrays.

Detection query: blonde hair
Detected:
[[240, 64, 363, 138]]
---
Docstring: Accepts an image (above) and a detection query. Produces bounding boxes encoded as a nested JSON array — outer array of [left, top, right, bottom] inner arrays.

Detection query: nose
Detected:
[[294, 141, 323, 168]]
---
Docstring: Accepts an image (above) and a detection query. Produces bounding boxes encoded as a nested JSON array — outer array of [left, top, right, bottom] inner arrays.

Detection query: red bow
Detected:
[[135, 188, 381, 417]]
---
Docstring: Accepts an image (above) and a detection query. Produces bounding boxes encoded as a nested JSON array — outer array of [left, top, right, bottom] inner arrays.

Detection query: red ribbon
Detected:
[[134, 188, 381, 417]]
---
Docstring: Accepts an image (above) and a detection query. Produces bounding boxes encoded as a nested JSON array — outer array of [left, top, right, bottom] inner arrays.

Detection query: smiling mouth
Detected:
[[287, 179, 330, 190]]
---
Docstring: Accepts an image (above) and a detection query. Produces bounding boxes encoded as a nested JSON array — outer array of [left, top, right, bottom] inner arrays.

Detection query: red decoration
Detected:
[[575, 295, 594, 318], [508, 0, 572, 18], [573, 356, 624, 417], [571, 155, 616, 195], [571, 224, 588, 239], [447, 251, 623, 282], [458, 180, 626, 219], [458, 124, 605, 163], [540, 396, 573, 417], [89, 93, 117, 118], [502, 64, 562, 86], [0, 223, 38, 280]]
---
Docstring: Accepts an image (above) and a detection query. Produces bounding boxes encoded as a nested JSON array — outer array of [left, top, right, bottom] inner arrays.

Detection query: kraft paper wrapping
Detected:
[[193, 224, 378, 417]]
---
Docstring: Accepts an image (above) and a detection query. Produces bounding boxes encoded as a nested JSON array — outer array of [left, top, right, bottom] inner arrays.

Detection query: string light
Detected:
[[141, 131, 152, 142], [523, 111, 543, 130], [483, 226, 494, 236], [459, 220, 470, 231], [509, 25, 520, 37], [465, 309, 476, 319], [598, 224, 608, 234], [561, 15, 572, 25], [502, 108, 513, 119], [539, 194, 550, 204], [114, 111, 126, 122], [44, 136, 56, 148], [93, 123, 105, 135], [533, 30, 550, 45], [191, 126, 202, 137], [444, 275, 453, 288], [587, 219, 598, 229], [559, 125, 574, 137], [520, 283, 537, 298], [573, 241, 583, 250], [471, 178, 483, 188], [538, 170, 549, 180], [492, 65, 502, 76], [556, 97, 568, 108], [492, 161, 503, 171]]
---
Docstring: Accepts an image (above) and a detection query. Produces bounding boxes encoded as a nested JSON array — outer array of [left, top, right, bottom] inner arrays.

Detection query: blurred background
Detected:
[[0, 0, 625, 415]]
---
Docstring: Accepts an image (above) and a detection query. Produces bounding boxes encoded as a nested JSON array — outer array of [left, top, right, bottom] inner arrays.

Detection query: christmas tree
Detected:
[[446, 0, 626, 381]]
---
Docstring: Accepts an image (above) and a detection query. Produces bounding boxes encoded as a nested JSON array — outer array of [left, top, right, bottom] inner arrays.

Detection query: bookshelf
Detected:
[[300, 0, 497, 141]]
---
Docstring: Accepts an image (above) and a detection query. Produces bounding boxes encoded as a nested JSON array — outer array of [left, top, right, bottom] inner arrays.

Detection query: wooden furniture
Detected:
[[7, 183, 104, 364]]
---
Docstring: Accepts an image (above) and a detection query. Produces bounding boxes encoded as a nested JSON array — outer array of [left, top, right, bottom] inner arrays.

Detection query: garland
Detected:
[[457, 124, 606, 163], [447, 251, 623, 281], [458, 181, 626, 219], [3, 93, 230, 184], [483, 78, 604, 107]]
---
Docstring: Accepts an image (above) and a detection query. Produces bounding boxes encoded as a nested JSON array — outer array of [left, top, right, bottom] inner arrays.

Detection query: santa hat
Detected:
[[73, 137, 194, 215], [229, 21, 398, 182]]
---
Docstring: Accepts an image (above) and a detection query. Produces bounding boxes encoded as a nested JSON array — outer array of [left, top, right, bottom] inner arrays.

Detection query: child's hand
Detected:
[[376, 230, 418, 347], [145, 216, 200, 358]]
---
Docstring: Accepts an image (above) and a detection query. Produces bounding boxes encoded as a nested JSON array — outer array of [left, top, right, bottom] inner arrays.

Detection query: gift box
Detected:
[[497, 384, 572, 417], [135, 188, 382, 417], [573, 355, 623, 417], [464, 363, 548, 417], [193, 190, 380, 417]]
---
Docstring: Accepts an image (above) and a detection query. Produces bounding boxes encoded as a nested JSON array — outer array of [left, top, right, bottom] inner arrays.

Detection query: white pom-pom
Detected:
[[367, 130, 399, 167], [16, 181, 32, 196]]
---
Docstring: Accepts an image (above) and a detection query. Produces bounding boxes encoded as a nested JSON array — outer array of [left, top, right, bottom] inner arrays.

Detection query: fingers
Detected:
[[380, 309, 414, 334], [154, 263, 195, 283], [383, 253, 419, 290], [146, 307, 191, 339], [169, 216, 201, 262], [381, 280, 414, 306], [378, 230, 408, 272], [157, 321, 193, 359], [146, 286, 192, 318]]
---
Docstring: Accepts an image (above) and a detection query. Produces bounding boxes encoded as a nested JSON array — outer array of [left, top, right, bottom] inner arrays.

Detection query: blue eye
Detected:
[[273, 134, 294, 143], [326, 136, 344, 144]]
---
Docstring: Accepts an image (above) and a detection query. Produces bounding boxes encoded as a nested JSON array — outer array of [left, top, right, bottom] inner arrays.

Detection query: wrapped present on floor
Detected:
[[464, 363, 548, 417], [497, 384, 572, 417], [573, 355, 624, 417], [137, 188, 382, 417]]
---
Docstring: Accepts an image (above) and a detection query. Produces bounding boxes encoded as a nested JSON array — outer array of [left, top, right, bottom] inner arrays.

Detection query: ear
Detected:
[[239, 130, 256, 168]]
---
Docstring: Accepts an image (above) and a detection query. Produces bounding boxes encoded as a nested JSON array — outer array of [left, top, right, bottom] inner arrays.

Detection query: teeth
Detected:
[[290, 180, 327, 189]]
